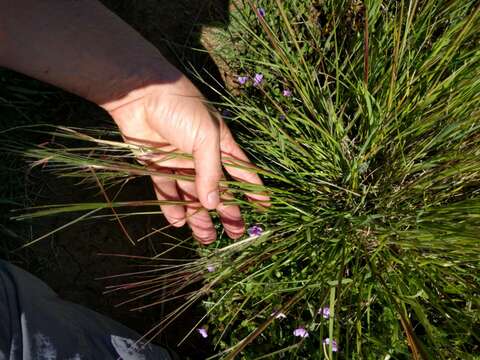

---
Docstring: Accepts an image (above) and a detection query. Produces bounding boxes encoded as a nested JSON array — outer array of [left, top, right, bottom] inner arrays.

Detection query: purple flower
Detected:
[[318, 306, 330, 319], [283, 88, 292, 97], [323, 338, 338, 352], [293, 327, 309, 338], [258, 8, 266, 17], [279, 114, 286, 120], [247, 225, 263, 237], [271, 310, 287, 319], [237, 76, 248, 85], [221, 109, 232, 118], [197, 327, 208, 338], [253, 73, 264, 87], [207, 264, 215, 273]]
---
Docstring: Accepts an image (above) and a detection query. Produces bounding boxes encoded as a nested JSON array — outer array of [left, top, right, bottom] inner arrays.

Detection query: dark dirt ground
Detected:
[[0, 0, 235, 358]]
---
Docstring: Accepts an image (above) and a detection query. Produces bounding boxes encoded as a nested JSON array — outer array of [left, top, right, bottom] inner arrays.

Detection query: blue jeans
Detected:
[[0, 260, 172, 359]]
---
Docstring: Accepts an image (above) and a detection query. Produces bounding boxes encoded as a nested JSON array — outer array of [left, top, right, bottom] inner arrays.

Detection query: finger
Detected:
[[138, 151, 195, 170], [220, 125, 271, 206], [140, 155, 194, 169], [151, 173, 186, 227], [193, 122, 223, 210], [177, 174, 217, 244], [217, 190, 245, 239]]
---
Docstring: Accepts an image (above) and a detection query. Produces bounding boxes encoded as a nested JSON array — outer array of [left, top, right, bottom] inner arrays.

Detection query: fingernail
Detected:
[[207, 191, 220, 209], [194, 234, 216, 244], [169, 217, 186, 227]]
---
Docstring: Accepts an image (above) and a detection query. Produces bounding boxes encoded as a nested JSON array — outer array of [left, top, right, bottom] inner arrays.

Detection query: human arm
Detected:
[[0, 0, 268, 243]]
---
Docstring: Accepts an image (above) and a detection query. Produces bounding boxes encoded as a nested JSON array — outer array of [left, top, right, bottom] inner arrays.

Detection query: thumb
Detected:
[[193, 124, 222, 210]]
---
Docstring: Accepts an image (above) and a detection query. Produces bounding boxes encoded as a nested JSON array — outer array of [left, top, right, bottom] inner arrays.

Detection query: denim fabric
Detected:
[[0, 260, 172, 360]]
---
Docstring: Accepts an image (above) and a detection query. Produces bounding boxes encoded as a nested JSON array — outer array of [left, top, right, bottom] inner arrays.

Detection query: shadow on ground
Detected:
[[0, 0, 230, 358]]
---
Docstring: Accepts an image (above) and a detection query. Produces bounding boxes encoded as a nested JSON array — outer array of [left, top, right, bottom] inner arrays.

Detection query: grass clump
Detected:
[[14, 0, 480, 358], [195, 1, 480, 357]]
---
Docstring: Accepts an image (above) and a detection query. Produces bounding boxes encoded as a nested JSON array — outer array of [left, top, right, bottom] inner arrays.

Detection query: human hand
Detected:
[[0, 0, 268, 244], [107, 72, 269, 244]]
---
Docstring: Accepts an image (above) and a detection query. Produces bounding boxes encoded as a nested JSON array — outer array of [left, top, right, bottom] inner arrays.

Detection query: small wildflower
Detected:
[[318, 306, 330, 319], [293, 327, 309, 338], [279, 114, 286, 120], [237, 76, 248, 85], [271, 310, 287, 319], [253, 73, 264, 87], [221, 109, 232, 118], [283, 88, 292, 97], [258, 8, 266, 17], [247, 225, 263, 237], [323, 338, 338, 352], [197, 327, 208, 338], [207, 264, 215, 273]]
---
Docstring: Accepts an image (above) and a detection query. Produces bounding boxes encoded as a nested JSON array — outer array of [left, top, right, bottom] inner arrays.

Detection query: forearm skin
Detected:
[[0, 0, 181, 111]]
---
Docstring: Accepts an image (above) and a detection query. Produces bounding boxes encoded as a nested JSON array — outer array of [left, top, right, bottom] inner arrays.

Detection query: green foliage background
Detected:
[[196, 0, 480, 358]]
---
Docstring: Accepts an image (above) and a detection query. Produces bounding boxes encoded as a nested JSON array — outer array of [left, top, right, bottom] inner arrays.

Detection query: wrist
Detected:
[[96, 56, 182, 114]]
